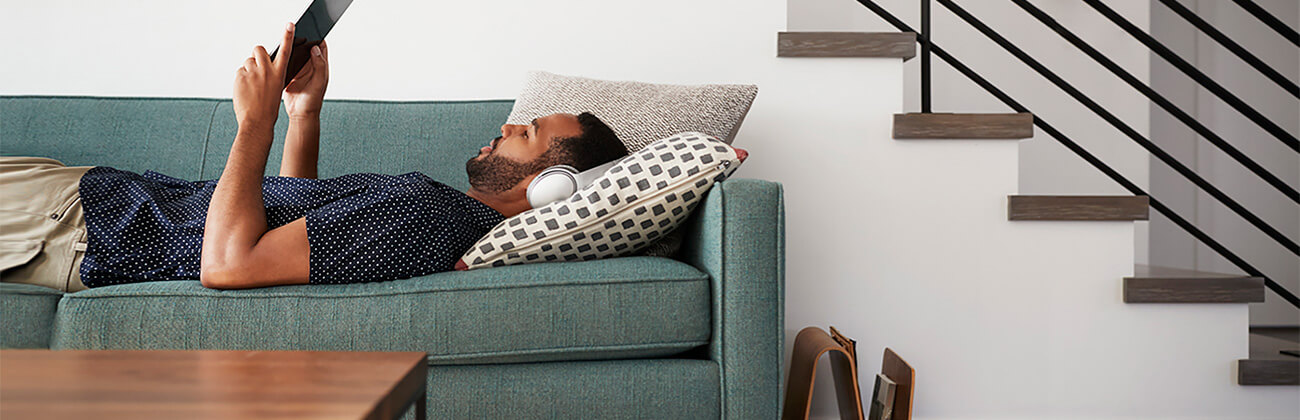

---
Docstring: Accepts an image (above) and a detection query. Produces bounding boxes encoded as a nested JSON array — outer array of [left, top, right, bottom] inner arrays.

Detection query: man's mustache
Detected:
[[474, 136, 503, 159]]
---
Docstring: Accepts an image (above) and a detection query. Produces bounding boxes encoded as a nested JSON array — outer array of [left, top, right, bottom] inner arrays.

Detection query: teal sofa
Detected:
[[0, 96, 784, 419]]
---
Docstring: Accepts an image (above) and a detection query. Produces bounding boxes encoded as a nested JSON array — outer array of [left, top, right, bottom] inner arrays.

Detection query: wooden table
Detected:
[[0, 349, 427, 420]]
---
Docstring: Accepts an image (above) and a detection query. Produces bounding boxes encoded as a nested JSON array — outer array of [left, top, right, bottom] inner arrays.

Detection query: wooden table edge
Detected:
[[1, 349, 431, 420], [365, 353, 428, 420]]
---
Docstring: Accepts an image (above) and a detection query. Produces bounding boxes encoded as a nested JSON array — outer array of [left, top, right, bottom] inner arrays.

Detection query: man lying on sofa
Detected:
[[0, 23, 628, 292]]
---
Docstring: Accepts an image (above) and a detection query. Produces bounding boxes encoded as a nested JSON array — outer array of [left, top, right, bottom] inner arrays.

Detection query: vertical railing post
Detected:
[[921, 0, 932, 113]]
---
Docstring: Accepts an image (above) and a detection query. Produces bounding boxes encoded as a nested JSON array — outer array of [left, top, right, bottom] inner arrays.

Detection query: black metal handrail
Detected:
[[1009, 0, 1297, 203], [1233, 0, 1300, 46], [855, 0, 1300, 309], [1156, 0, 1298, 97], [935, 0, 1298, 256], [1084, 0, 1298, 153]]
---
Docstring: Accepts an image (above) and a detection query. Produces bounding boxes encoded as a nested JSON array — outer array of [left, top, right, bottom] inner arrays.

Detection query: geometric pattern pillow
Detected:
[[506, 71, 759, 152], [456, 132, 743, 270]]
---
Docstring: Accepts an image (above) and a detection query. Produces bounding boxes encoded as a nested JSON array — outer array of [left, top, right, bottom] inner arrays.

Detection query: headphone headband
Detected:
[[525, 160, 621, 209]]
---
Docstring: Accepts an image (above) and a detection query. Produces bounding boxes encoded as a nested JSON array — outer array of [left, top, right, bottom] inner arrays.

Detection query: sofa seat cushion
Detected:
[[0, 283, 64, 348], [51, 257, 710, 364]]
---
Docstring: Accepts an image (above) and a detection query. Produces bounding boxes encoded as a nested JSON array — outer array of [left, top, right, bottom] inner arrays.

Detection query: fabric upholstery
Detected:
[[204, 99, 513, 187], [460, 132, 742, 270], [0, 95, 786, 420], [506, 71, 758, 151], [680, 179, 786, 420], [400, 359, 720, 420], [52, 257, 710, 364], [0, 283, 63, 348], [0, 96, 214, 179]]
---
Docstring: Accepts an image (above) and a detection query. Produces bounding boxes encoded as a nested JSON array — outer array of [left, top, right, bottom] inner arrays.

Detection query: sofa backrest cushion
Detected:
[[204, 99, 512, 189], [1, 96, 514, 191], [0, 96, 215, 179]]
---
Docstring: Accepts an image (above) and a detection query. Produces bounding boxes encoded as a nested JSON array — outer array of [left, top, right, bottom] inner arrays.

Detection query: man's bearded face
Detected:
[[465, 137, 552, 193]]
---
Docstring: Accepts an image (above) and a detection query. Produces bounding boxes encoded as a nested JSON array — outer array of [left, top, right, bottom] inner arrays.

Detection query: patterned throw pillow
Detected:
[[456, 133, 743, 270], [506, 71, 758, 152]]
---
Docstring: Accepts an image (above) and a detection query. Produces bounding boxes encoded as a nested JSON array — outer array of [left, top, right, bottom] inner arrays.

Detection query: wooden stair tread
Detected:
[[1238, 358, 1300, 385], [893, 113, 1033, 139], [777, 32, 916, 59], [1240, 330, 1299, 385], [1007, 195, 1149, 221], [1123, 264, 1264, 303]]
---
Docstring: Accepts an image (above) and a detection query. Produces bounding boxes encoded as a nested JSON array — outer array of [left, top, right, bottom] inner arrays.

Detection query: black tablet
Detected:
[[271, 0, 356, 86]]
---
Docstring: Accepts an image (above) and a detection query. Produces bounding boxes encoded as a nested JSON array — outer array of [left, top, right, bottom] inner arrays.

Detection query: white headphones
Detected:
[[526, 159, 621, 209]]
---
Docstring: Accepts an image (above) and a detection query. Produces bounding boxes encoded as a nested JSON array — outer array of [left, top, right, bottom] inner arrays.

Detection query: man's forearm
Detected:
[[203, 124, 274, 268], [281, 115, 320, 178]]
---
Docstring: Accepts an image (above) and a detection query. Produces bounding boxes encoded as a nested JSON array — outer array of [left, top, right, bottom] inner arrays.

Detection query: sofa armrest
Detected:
[[678, 178, 785, 420]]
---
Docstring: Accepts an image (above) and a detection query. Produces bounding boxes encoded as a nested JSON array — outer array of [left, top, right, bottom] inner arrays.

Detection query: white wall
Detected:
[[790, 0, 1154, 265], [2, 1, 1296, 419], [1149, 0, 1300, 327]]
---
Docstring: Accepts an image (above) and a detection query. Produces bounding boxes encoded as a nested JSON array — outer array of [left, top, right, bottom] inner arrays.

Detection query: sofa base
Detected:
[[400, 358, 720, 420]]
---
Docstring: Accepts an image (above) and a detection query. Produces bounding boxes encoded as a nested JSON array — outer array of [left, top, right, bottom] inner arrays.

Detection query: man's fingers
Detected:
[[290, 61, 314, 83], [310, 46, 326, 68], [253, 46, 270, 68], [274, 22, 295, 74], [243, 57, 256, 73], [313, 42, 329, 81]]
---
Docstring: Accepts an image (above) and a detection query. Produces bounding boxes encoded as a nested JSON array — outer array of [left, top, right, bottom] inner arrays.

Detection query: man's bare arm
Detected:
[[280, 116, 320, 178], [280, 41, 329, 179], [201, 23, 310, 289]]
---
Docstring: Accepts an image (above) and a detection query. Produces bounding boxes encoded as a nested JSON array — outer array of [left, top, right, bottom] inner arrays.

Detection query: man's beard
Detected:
[[465, 148, 551, 194]]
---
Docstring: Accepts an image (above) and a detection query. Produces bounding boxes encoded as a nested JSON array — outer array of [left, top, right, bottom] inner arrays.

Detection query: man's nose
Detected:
[[500, 124, 525, 136]]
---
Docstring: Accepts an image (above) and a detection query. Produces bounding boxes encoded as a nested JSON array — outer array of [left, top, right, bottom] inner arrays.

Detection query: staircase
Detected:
[[777, 25, 1298, 418]]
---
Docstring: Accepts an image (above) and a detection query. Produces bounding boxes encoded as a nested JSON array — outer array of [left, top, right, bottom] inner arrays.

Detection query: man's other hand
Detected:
[[233, 23, 295, 132], [284, 41, 329, 119]]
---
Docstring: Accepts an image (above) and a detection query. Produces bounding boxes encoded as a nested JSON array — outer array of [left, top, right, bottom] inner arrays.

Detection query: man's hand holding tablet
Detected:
[[233, 23, 297, 133], [271, 0, 355, 87]]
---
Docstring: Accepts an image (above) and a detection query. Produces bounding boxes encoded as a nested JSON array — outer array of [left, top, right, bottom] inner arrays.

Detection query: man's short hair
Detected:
[[547, 112, 627, 171]]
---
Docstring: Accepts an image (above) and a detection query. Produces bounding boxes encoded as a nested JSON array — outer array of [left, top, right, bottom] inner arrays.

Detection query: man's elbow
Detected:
[[200, 259, 241, 289]]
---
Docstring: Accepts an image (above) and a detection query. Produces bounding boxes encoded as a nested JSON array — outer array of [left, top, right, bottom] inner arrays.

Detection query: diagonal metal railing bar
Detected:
[[1013, 0, 1298, 203], [852, 0, 1300, 309], [1157, 0, 1298, 97], [1232, 0, 1300, 47], [1084, 0, 1299, 153], [936, 0, 1299, 256]]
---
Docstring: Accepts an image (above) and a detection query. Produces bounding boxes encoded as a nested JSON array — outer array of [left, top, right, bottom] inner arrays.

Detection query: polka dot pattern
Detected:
[[78, 167, 503, 287]]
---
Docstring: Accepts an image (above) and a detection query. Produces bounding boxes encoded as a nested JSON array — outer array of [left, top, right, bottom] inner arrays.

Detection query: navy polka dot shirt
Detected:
[[77, 167, 504, 287]]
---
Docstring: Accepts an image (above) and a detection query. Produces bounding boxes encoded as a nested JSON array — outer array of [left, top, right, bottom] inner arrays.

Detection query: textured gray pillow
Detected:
[[507, 71, 758, 152]]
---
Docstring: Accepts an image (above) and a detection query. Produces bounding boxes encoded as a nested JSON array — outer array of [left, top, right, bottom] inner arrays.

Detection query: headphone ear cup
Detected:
[[526, 166, 579, 208]]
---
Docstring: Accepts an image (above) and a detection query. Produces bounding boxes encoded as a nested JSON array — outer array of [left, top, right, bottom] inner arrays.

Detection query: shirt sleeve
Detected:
[[303, 187, 486, 284]]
